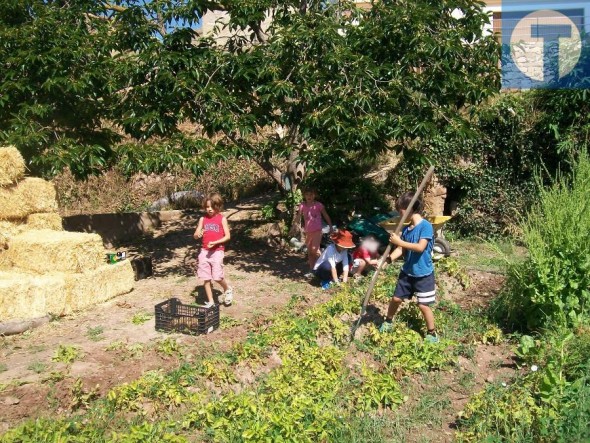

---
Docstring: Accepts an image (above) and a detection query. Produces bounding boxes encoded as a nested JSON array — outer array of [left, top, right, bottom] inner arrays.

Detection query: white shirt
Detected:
[[313, 243, 349, 270]]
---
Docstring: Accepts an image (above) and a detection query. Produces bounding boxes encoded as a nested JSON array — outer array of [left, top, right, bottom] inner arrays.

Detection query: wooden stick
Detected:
[[350, 166, 435, 341]]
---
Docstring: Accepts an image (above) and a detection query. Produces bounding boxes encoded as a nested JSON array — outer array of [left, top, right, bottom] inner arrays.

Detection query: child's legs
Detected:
[[314, 260, 333, 282], [386, 296, 403, 319], [305, 230, 322, 269], [353, 258, 367, 275], [197, 249, 214, 302], [203, 280, 214, 303], [387, 271, 412, 319], [210, 250, 230, 291], [415, 273, 436, 331], [418, 304, 435, 331]]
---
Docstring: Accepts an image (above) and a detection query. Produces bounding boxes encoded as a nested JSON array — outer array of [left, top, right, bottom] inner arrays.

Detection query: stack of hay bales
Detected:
[[0, 146, 134, 323]]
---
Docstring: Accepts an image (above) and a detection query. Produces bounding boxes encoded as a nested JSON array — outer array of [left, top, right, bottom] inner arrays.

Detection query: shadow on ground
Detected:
[[120, 202, 307, 283]]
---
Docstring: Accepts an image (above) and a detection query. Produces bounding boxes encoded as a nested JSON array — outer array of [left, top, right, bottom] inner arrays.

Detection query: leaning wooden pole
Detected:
[[350, 166, 435, 342]]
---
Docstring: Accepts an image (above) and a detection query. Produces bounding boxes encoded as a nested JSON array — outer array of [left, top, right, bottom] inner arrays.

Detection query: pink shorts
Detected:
[[305, 230, 322, 252], [197, 249, 225, 281]]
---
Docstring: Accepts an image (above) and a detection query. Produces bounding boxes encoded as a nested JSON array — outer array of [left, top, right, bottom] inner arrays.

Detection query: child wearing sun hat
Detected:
[[313, 229, 356, 289]]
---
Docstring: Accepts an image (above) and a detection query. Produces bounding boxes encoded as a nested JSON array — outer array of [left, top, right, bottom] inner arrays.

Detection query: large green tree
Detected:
[[1, 0, 500, 194], [113, 0, 500, 194], [0, 0, 122, 177]]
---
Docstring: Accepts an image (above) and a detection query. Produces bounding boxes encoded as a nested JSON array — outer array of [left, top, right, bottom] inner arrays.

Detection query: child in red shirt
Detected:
[[194, 193, 234, 308], [351, 234, 381, 278]]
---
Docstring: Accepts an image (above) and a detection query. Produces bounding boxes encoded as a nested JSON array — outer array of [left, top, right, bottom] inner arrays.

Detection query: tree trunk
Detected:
[[0, 316, 50, 336], [255, 147, 307, 238]]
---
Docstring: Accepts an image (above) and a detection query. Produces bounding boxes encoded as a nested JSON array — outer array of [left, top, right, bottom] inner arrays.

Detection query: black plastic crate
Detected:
[[155, 298, 219, 335]]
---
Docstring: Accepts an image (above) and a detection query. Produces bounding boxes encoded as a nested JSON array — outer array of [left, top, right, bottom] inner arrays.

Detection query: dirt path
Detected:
[[0, 196, 322, 432]]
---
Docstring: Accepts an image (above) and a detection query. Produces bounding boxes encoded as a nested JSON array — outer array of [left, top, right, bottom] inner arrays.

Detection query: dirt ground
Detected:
[[0, 196, 515, 438]]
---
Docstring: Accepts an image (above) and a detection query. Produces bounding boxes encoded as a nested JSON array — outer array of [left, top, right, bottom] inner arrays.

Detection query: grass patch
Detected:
[[131, 312, 153, 325], [0, 363, 7, 373], [219, 315, 242, 330], [387, 373, 451, 442], [86, 326, 104, 341], [52, 345, 81, 364], [453, 239, 521, 273], [27, 362, 47, 374]]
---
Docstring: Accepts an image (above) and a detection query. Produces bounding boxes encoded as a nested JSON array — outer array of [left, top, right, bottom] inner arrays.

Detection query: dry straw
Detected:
[[0, 220, 27, 250], [0, 178, 58, 220], [0, 146, 26, 186], [65, 260, 134, 313], [27, 213, 63, 231], [5, 230, 105, 274], [0, 271, 67, 321]]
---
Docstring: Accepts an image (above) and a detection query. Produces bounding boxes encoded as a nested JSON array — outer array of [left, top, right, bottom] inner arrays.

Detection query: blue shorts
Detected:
[[393, 271, 436, 306]]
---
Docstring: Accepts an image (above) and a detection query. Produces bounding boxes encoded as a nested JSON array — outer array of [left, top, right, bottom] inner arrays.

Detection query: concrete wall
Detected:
[[63, 210, 198, 247]]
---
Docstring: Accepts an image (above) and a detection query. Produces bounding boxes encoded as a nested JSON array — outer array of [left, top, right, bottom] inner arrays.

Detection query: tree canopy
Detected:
[[0, 0, 500, 186]]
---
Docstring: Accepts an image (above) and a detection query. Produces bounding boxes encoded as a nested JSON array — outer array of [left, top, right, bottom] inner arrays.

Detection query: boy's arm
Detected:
[[207, 217, 231, 248], [390, 233, 429, 253], [389, 246, 403, 261], [193, 217, 204, 239]]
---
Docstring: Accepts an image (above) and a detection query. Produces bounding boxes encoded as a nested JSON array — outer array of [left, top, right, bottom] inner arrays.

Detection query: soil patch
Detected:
[[0, 195, 317, 430], [0, 196, 515, 440]]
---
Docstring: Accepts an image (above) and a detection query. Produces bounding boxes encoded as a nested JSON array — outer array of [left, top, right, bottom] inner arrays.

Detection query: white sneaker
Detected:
[[203, 301, 215, 309], [224, 287, 234, 306], [218, 292, 225, 304]]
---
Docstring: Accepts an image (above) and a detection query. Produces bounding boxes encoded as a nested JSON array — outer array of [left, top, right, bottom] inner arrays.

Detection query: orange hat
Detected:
[[330, 229, 355, 248]]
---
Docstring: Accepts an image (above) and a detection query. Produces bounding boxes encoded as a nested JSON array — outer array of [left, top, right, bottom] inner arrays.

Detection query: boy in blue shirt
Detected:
[[380, 191, 438, 343]]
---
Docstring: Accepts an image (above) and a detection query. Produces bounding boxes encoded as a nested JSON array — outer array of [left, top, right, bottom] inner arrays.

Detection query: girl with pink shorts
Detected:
[[194, 193, 234, 308]]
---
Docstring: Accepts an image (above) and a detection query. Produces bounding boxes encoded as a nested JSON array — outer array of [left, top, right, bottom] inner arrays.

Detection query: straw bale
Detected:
[[65, 260, 134, 313], [0, 178, 58, 220], [0, 146, 26, 186], [27, 213, 63, 231], [0, 271, 67, 322], [5, 230, 105, 274], [0, 220, 27, 250]]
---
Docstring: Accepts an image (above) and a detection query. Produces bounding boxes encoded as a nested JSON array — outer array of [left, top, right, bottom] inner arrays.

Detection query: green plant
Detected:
[[27, 361, 47, 374], [126, 344, 145, 359], [106, 340, 126, 352], [0, 363, 7, 373], [52, 345, 81, 364], [86, 326, 104, 341], [261, 201, 279, 220], [131, 312, 153, 325], [457, 371, 476, 393], [156, 338, 183, 357], [456, 328, 590, 442], [219, 315, 242, 330], [436, 257, 471, 289], [494, 151, 590, 331], [43, 371, 66, 384], [363, 323, 455, 373], [70, 378, 99, 410], [354, 364, 404, 411]]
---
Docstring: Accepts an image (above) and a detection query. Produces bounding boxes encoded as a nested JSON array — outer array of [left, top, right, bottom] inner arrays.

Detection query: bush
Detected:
[[493, 151, 590, 331], [456, 328, 590, 443]]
